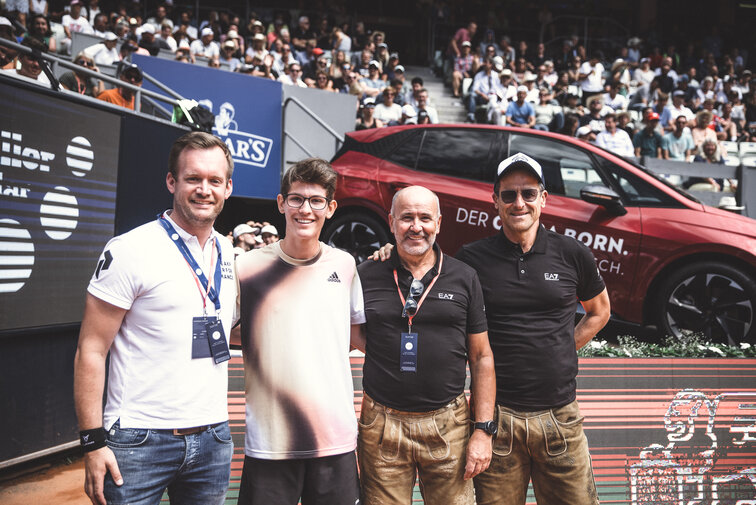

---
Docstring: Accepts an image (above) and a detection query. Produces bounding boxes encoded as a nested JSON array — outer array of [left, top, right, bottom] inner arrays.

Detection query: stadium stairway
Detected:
[[404, 65, 467, 124]]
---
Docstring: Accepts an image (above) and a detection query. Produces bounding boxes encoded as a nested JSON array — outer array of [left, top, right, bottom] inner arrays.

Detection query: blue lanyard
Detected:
[[157, 214, 222, 313]]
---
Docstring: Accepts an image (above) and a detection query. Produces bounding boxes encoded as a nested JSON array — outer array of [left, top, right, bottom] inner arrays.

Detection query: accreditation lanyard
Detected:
[[393, 253, 443, 333], [157, 214, 222, 315]]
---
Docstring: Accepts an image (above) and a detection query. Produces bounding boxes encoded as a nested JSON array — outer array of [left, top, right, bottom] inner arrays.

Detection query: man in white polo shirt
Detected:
[[73, 132, 237, 505]]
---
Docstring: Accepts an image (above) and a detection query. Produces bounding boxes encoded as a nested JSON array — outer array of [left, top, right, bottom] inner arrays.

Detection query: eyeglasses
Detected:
[[498, 188, 541, 203], [77, 59, 92, 67], [284, 193, 329, 210], [402, 279, 424, 317], [291, 68, 301, 73]]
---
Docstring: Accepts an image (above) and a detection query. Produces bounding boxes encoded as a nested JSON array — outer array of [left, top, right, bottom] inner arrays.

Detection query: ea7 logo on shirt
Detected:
[[544, 273, 559, 281], [438, 293, 454, 300], [327, 272, 341, 283]]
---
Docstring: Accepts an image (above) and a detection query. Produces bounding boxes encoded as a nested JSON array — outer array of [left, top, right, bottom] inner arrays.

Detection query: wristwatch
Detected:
[[474, 420, 498, 437]]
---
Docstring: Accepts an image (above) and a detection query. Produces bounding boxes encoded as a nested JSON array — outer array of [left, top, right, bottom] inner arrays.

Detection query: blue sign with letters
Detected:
[[133, 54, 282, 200]]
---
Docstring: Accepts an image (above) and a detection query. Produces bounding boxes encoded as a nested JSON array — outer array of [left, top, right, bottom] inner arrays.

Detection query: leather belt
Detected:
[[169, 422, 223, 436]]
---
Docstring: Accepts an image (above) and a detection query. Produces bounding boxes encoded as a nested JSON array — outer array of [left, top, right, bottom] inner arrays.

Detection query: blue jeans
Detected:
[[474, 400, 599, 505], [104, 420, 233, 505]]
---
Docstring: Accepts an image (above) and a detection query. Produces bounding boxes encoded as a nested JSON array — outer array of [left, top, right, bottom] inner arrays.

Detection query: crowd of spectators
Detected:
[[444, 19, 755, 177], [228, 221, 279, 257], [0, 2, 440, 127]]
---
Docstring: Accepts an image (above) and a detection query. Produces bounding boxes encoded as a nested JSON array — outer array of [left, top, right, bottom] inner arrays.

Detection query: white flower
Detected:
[[590, 340, 604, 349], [708, 346, 725, 356], [697, 344, 707, 351], [741, 343, 752, 350]]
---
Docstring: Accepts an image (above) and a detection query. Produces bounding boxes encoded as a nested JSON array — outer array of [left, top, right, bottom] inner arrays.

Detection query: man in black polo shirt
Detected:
[[457, 153, 610, 505], [354, 185, 496, 505]]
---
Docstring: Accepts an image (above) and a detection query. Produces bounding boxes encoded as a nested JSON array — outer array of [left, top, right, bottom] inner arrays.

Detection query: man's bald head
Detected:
[[390, 186, 441, 218]]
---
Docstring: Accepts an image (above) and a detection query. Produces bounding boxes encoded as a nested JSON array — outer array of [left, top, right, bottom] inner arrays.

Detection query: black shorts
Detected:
[[237, 451, 360, 505]]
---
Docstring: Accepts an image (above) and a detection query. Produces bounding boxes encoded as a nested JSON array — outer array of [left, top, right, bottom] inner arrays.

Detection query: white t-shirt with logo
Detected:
[[88, 214, 237, 430]]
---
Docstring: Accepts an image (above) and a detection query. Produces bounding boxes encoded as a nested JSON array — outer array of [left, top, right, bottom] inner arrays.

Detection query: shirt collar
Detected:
[[497, 224, 548, 255], [162, 210, 216, 249], [391, 241, 442, 280]]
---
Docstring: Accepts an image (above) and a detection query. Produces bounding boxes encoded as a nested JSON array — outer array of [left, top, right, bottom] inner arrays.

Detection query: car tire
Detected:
[[322, 212, 391, 264], [656, 262, 756, 345]]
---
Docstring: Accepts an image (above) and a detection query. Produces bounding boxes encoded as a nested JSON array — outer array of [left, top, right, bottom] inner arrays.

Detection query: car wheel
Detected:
[[657, 262, 756, 345], [322, 212, 391, 264]]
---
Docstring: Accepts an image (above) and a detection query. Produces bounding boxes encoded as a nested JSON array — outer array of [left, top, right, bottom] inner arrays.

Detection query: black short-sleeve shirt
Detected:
[[358, 243, 488, 412], [456, 226, 605, 410]]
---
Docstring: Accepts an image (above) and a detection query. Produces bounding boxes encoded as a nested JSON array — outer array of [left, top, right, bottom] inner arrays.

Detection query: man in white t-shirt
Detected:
[[74, 132, 237, 505], [83, 32, 120, 66], [578, 52, 605, 103], [374, 87, 403, 125], [1, 38, 51, 86], [234, 158, 365, 505], [190, 27, 219, 59], [61, 0, 93, 54], [594, 113, 634, 157]]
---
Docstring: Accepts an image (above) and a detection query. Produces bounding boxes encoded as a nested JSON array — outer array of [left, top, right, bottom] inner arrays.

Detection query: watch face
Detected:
[[486, 421, 498, 436]]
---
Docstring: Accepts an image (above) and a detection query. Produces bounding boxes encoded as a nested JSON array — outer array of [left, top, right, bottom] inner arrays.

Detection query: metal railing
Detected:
[[0, 37, 183, 115], [640, 156, 754, 218], [281, 95, 345, 161]]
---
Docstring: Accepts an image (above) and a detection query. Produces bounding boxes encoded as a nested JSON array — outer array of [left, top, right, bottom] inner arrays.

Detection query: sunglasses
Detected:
[[402, 279, 424, 317], [498, 188, 541, 204], [77, 59, 93, 67]]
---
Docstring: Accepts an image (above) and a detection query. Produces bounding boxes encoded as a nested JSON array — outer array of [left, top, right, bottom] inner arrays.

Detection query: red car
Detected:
[[323, 124, 756, 344]]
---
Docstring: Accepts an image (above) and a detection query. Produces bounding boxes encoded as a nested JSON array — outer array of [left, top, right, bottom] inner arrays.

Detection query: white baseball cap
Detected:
[[495, 152, 543, 184], [260, 224, 278, 236]]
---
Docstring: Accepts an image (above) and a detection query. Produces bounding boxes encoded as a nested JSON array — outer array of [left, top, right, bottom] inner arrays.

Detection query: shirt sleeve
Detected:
[[350, 267, 366, 325], [86, 235, 140, 310], [574, 242, 606, 302], [466, 271, 488, 334]]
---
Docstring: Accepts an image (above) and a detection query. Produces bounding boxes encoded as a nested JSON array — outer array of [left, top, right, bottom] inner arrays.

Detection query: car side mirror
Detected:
[[580, 185, 627, 216]]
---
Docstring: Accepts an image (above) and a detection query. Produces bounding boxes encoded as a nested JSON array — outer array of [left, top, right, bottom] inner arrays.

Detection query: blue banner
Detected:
[[133, 55, 282, 200]]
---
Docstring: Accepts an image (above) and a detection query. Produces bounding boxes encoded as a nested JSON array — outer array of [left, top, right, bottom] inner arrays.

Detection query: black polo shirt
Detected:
[[358, 243, 488, 412], [456, 226, 605, 410]]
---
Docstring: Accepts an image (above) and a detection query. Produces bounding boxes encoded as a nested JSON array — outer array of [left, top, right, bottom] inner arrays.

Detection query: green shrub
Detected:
[[578, 333, 755, 358]]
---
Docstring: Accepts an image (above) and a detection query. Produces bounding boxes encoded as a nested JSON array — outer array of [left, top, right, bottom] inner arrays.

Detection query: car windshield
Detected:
[[590, 144, 701, 205]]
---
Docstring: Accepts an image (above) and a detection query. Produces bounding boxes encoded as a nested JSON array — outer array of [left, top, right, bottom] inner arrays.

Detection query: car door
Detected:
[[377, 127, 506, 255], [508, 133, 643, 316]]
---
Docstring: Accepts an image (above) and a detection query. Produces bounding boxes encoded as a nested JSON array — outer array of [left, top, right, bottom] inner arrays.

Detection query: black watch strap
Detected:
[[474, 420, 498, 436]]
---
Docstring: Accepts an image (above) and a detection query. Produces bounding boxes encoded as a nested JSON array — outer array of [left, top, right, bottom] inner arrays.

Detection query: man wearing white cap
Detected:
[[190, 27, 219, 59], [233, 224, 259, 255], [452, 40, 477, 98], [457, 153, 610, 505], [61, 0, 94, 54], [260, 224, 279, 245], [139, 23, 171, 56], [505, 85, 536, 128]]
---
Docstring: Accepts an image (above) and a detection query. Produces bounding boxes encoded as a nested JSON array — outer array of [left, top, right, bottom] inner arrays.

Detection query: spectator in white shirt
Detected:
[[595, 113, 635, 157], [190, 27, 219, 59], [374, 87, 403, 125], [83, 31, 120, 66]]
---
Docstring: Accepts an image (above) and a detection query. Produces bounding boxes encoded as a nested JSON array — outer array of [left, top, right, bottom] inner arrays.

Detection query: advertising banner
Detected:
[[0, 81, 120, 331], [133, 54, 282, 200], [224, 357, 756, 503]]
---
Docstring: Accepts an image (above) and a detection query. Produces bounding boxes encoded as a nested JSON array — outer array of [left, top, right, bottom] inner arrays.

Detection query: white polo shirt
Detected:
[[88, 213, 237, 430]]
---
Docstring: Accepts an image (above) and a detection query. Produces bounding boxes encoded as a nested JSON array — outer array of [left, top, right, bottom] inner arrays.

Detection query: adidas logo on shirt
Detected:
[[327, 272, 341, 283]]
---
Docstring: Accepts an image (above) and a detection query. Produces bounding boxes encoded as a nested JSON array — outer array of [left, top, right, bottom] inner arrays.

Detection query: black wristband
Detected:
[[80, 427, 107, 453]]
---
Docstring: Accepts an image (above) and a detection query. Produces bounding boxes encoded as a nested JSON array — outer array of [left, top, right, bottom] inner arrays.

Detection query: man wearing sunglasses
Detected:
[[354, 185, 495, 505], [457, 152, 610, 505], [234, 158, 365, 505]]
